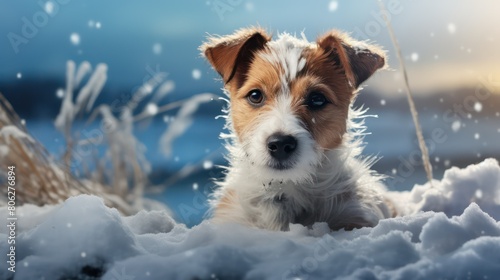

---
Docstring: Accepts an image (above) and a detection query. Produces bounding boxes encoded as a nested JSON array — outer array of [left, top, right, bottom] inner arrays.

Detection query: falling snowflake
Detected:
[[95, 22, 101, 29], [328, 1, 338, 12], [192, 69, 202, 80], [444, 159, 451, 167], [146, 103, 158, 116], [56, 88, 64, 98], [174, 156, 180, 162], [410, 53, 419, 62], [203, 160, 213, 169], [475, 189, 483, 199], [153, 43, 162, 55], [451, 120, 461, 132], [391, 168, 397, 175], [474, 133, 480, 140], [447, 23, 456, 34], [245, 2, 254, 11], [88, 20, 95, 28], [44, 1, 54, 14], [81, 252, 87, 258], [70, 33, 80, 45], [16, 72, 22, 79], [380, 99, 386, 106], [474, 102, 482, 112], [142, 83, 153, 94], [435, 157, 440, 163], [193, 183, 199, 190]]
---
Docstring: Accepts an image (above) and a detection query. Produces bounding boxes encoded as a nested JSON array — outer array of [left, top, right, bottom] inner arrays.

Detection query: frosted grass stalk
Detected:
[[377, 0, 434, 186]]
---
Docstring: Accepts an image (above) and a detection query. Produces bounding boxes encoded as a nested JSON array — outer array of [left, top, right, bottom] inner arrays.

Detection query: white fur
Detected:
[[260, 32, 313, 81]]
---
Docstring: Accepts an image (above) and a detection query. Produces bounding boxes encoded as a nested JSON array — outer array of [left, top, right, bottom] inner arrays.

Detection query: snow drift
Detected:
[[1, 158, 500, 280]]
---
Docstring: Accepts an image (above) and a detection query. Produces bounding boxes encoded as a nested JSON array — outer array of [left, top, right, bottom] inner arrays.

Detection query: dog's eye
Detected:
[[306, 92, 328, 110], [247, 89, 264, 106]]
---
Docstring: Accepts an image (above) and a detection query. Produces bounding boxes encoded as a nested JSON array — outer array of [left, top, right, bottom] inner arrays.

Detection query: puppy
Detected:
[[201, 27, 394, 231]]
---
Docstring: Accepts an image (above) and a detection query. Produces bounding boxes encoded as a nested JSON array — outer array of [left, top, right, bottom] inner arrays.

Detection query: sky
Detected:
[[1, 0, 500, 96]]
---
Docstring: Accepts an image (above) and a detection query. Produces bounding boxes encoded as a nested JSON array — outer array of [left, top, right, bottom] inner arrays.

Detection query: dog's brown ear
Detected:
[[317, 30, 386, 89], [200, 27, 271, 87]]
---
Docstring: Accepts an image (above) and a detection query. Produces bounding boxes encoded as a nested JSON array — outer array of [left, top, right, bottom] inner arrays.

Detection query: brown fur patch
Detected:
[[290, 47, 354, 149], [230, 54, 282, 140]]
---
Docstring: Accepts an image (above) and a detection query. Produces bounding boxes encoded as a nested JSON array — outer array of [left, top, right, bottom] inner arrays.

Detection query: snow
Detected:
[[192, 69, 202, 80], [410, 52, 419, 62], [56, 88, 64, 98], [0, 125, 35, 144], [474, 102, 483, 112], [451, 120, 461, 132], [203, 160, 213, 170], [145, 103, 159, 116], [153, 43, 162, 55], [328, 1, 338, 12], [2, 159, 500, 279], [70, 33, 80, 45], [44, 1, 54, 15], [447, 23, 456, 34]]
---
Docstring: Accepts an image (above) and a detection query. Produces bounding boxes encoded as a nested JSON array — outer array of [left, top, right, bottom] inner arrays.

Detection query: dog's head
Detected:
[[201, 27, 385, 183]]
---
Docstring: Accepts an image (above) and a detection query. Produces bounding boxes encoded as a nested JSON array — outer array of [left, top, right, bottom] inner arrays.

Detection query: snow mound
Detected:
[[1, 159, 500, 279]]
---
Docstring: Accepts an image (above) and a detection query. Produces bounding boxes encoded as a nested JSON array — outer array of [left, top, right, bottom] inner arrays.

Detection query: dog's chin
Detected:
[[249, 160, 316, 184], [267, 160, 295, 171]]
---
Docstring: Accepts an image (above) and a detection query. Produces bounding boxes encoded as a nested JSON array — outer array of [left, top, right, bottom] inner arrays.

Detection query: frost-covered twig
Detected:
[[378, 0, 434, 186], [160, 93, 216, 157], [55, 61, 108, 170]]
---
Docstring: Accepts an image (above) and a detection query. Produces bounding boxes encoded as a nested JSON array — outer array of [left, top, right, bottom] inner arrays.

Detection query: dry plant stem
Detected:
[[377, 0, 434, 187]]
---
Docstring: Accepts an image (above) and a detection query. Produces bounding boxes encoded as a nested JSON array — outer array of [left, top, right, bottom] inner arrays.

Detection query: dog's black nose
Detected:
[[267, 133, 297, 161]]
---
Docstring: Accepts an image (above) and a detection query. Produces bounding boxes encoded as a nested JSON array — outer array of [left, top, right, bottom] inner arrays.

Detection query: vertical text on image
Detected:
[[6, 165, 17, 273]]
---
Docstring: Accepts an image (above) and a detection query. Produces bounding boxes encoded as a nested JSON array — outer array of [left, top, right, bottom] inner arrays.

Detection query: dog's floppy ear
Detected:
[[317, 30, 386, 89], [201, 27, 271, 87]]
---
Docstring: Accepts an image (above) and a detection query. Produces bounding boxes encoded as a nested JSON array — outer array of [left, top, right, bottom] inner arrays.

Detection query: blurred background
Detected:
[[1, 0, 499, 226]]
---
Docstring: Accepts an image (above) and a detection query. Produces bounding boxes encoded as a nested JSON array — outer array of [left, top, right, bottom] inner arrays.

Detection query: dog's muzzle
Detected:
[[266, 133, 297, 169]]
